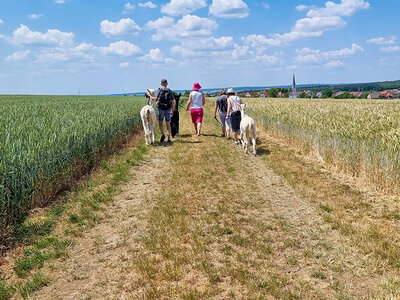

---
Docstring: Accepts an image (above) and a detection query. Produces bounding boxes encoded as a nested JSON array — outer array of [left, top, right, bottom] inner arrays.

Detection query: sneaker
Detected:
[[160, 134, 165, 143], [167, 139, 172, 144], [234, 141, 239, 145]]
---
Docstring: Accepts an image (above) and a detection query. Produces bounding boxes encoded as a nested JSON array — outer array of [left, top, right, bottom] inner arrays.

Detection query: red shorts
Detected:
[[190, 108, 203, 123]]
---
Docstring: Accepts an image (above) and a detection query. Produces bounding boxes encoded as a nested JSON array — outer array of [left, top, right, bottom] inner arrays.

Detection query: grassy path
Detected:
[[14, 102, 397, 299]]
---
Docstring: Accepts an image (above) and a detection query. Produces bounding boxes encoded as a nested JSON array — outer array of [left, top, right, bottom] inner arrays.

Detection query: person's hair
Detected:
[[227, 91, 235, 96], [219, 89, 226, 96]]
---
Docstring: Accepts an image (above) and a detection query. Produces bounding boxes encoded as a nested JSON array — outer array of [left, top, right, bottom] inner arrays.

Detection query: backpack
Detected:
[[218, 96, 228, 112], [157, 88, 173, 110]]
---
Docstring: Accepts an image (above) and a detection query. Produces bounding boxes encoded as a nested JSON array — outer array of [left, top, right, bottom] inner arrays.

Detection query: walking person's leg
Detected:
[[197, 122, 202, 136], [158, 109, 166, 142], [190, 108, 199, 135], [166, 121, 172, 141], [196, 109, 203, 136], [219, 112, 226, 137], [231, 113, 241, 144]]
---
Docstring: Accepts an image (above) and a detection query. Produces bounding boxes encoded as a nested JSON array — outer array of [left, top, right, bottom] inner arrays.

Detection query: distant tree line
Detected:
[[305, 80, 400, 93]]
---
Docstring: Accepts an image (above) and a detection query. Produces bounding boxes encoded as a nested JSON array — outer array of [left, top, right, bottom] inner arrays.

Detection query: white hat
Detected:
[[227, 88, 235, 94]]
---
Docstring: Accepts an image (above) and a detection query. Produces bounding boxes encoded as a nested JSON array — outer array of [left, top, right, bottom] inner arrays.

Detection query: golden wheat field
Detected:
[[247, 97, 400, 193]]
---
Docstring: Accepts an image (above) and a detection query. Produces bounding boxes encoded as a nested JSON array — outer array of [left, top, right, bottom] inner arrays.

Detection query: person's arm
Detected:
[[170, 91, 175, 116], [186, 93, 192, 111], [202, 92, 206, 106], [145, 92, 157, 101], [214, 100, 218, 118], [226, 98, 231, 119], [148, 89, 159, 102], [171, 100, 175, 116]]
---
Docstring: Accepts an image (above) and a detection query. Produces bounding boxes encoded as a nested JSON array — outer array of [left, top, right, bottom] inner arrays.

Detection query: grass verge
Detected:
[[0, 132, 149, 298]]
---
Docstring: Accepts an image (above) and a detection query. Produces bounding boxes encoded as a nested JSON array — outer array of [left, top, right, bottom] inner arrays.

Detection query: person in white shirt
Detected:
[[186, 82, 206, 136], [225, 88, 242, 145]]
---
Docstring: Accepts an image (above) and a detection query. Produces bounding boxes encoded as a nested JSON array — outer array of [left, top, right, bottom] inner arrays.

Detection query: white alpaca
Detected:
[[239, 103, 257, 156], [140, 88, 157, 146]]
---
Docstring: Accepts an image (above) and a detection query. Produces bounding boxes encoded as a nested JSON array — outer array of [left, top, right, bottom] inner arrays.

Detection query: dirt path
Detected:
[[27, 102, 391, 299]]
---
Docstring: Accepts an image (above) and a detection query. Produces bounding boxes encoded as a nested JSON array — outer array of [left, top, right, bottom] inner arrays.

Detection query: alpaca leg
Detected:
[[144, 130, 150, 146], [151, 128, 155, 144], [252, 130, 257, 156]]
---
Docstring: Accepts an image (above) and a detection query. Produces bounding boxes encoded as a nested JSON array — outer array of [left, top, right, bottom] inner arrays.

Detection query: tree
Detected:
[[268, 88, 280, 98], [322, 88, 333, 98], [183, 90, 190, 97]]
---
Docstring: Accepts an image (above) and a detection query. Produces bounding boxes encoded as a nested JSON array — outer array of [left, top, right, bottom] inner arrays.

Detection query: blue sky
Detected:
[[0, 0, 399, 94]]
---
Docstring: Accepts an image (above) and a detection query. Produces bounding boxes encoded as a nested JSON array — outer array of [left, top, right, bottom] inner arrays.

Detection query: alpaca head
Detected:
[[239, 103, 248, 116], [146, 88, 156, 97], [146, 88, 157, 106]]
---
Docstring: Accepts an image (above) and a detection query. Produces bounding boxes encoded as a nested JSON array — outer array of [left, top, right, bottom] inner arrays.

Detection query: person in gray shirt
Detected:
[[214, 89, 231, 138]]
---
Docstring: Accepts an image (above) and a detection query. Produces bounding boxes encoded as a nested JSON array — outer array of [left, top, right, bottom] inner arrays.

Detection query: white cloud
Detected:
[[140, 48, 172, 63], [36, 42, 96, 62], [262, 3, 270, 10], [146, 15, 217, 41], [241, 34, 284, 48], [100, 18, 140, 37], [296, 5, 314, 11], [294, 43, 363, 64], [29, 14, 44, 19], [183, 36, 234, 51], [161, 0, 207, 16], [306, 0, 370, 17], [124, 3, 135, 10], [8, 24, 75, 47], [253, 54, 282, 66], [242, 1, 365, 50], [367, 36, 397, 45], [241, 31, 323, 50], [380, 46, 400, 53], [5, 50, 31, 62], [54, 0, 66, 4], [0, 18, 3, 25], [119, 62, 130, 68], [209, 0, 249, 19], [294, 16, 346, 32], [171, 36, 234, 57], [325, 60, 344, 67], [100, 41, 141, 56], [138, 1, 157, 8]]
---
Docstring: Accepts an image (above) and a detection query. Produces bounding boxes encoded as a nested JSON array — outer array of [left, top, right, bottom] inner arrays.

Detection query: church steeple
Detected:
[[292, 73, 296, 92]]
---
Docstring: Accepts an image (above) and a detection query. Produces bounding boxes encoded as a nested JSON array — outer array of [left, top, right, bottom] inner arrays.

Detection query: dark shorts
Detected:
[[230, 112, 241, 132], [158, 108, 171, 122]]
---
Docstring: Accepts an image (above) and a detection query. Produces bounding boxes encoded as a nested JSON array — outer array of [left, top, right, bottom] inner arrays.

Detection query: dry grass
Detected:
[[254, 123, 400, 299]]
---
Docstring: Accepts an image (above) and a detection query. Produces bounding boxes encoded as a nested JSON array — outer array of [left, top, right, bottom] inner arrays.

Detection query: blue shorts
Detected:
[[158, 108, 171, 122], [219, 112, 231, 128]]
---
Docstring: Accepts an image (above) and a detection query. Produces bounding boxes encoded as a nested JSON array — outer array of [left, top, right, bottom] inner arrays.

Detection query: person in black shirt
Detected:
[[148, 79, 175, 143]]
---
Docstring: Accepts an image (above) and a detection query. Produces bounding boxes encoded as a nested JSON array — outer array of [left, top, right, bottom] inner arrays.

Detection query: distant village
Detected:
[[205, 74, 400, 100]]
